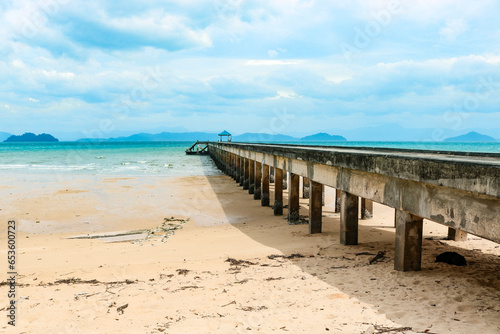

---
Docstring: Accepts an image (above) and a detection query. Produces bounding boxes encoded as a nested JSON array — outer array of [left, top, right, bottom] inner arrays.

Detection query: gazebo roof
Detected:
[[218, 130, 231, 136]]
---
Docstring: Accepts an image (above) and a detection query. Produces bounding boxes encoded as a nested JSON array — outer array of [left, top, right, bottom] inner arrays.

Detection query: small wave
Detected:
[[0, 164, 29, 169], [95, 156, 105, 159]]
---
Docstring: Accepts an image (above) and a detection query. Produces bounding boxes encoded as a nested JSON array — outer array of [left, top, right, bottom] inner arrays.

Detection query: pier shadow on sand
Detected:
[[202, 171, 500, 332]]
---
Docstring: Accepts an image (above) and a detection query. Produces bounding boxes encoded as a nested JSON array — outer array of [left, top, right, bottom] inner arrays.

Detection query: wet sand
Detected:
[[1, 174, 499, 333]]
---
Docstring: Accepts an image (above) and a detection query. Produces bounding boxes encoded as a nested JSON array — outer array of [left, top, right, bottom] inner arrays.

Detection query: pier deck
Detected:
[[185, 141, 209, 155], [206, 142, 500, 271]]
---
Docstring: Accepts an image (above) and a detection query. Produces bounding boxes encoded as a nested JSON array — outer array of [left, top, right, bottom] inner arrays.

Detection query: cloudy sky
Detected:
[[1, 0, 500, 140]]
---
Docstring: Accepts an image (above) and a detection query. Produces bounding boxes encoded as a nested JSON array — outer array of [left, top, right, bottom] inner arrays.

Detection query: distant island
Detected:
[[300, 132, 346, 141], [4, 132, 59, 142], [443, 131, 497, 142], [77, 131, 347, 142]]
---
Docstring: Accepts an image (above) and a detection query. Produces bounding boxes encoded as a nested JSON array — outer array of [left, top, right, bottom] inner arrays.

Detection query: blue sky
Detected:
[[1, 0, 500, 140]]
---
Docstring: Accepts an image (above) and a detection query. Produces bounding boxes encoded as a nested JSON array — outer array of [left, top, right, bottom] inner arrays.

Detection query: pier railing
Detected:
[[206, 142, 500, 271]]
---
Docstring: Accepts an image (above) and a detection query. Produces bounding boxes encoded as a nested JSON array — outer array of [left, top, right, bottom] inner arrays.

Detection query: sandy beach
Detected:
[[1, 173, 499, 333]]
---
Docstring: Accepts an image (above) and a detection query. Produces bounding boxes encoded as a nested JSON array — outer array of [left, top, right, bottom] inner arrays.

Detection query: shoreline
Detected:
[[1, 174, 499, 333]]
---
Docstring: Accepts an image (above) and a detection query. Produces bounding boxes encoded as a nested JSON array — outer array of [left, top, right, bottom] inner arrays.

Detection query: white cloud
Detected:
[[0, 1, 499, 136], [245, 60, 298, 66], [439, 18, 468, 42]]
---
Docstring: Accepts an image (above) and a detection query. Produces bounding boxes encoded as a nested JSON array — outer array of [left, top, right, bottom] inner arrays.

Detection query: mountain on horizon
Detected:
[[232, 132, 299, 142], [77, 132, 219, 142], [300, 132, 346, 141], [443, 131, 497, 142], [76, 131, 347, 143], [4, 132, 58, 142]]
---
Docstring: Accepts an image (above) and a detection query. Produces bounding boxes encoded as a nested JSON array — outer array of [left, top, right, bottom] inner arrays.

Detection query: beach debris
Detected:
[[68, 217, 188, 244], [265, 277, 284, 281], [317, 243, 337, 255], [74, 292, 99, 300], [369, 251, 386, 265], [268, 253, 305, 260], [117, 303, 128, 314], [146, 218, 188, 243], [42, 278, 137, 286], [435, 251, 467, 266], [235, 279, 249, 284], [288, 215, 309, 225], [68, 230, 149, 243], [221, 301, 236, 307], [356, 252, 377, 256], [238, 305, 268, 312], [175, 285, 203, 291], [372, 325, 413, 333], [176, 269, 190, 276], [225, 258, 257, 266]]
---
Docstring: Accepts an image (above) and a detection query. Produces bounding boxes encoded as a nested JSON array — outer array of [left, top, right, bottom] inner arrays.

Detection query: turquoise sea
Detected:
[[0, 141, 499, 176]]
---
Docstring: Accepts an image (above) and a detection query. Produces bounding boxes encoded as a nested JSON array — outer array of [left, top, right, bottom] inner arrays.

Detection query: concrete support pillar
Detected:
[[302, 177, 310, 199], [322, 184, 325, 206], [231, 154, 235, 179], [273, 168, 283, 216], [394, 210, 423, 272], [340, 191, 358, 245], [447, 227, 468, 241], [283, 171, 288, 190], [239, 157, 244, 187], [225, 152, 229, 174], [248, 159, 255, 194], [243, 158, 249, 190], [235, 155, 241, 183], [288, 173, 300, 223], [361, 198, 373, 219], [335, 189, 341, 213], [262, 164, 270, 206], [254, 162, 262, 200], [309, 181, 323, 234], [270, 167, 275, 183]]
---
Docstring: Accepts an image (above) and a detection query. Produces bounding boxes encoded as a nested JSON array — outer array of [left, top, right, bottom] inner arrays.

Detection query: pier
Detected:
[[185, 141, 209, 155], [205, 142, 500, 271]]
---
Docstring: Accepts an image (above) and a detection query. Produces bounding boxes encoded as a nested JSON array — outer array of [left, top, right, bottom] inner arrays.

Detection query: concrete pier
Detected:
[[309, 180, 323, 234], [274, 168, 284, 216], [239, 156, 245, 187], [394, 210, 423, 271], [340, 191, 358, 245], [243, 158, 249, 190], [207, 142, 500, 271], [248, 159, 255, 195], [288, 173, 300, 223], [361, 198, 373, 219], [262, 164, 270, 206], [303, 177, 310, 199], [254, 161, 262, 200], [448, 227, 468, 241], [335, 189, 341, 213], [235, 154, 241, 183]]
